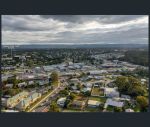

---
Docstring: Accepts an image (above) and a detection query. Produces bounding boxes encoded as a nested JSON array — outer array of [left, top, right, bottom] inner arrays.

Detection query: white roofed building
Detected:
[[57, 97, 66, 107], [88, 100, 101, 108], [104, 98, 124, 108], [104, 87, 119, 98]]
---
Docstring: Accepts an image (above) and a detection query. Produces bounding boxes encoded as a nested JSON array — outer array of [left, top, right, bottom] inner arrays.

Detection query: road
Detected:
[[27, 82, 61, 112], [27, 81, 67, 112]]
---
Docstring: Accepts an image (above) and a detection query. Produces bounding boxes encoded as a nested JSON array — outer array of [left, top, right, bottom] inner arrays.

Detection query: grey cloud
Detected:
[[2, 15, 148, 45], [40, 15, 145, 24]]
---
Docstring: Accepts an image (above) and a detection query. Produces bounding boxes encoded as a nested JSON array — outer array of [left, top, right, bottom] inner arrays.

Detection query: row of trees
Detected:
[[121, 67, 149, 78], [119, 50, 148, 66]]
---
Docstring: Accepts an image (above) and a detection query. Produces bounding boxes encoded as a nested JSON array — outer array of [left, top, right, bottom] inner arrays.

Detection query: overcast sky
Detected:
[[2, 15, 148, 45]]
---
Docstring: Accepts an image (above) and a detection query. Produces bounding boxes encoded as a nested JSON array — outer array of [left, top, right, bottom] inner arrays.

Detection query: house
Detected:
[[16, 97, 31, 110], [85, 76, 93, 80], [16, 92, 41, 110], [57, 97, 67, 107], [16, 74, 35, 80], [121, 95, 131, 100], [61, 72, 75, 76], [18, 82, 27, 87], [1, 98, 7, 106], [28, 81, 34, 85], [71, 100, 86, 109], [2, 74, 15, 82], [34, 67, 44, 73], [68, 62, 73, 66], [88, 100, 100, 108], [72, 90, 80, 94], [125, 108, 134, 112], [81, 88, 92, 93], [94, 76, 105, 80], [57, 65, 66, 71], [104, 99, 124, 108], [68, 66, 75, 70], [37, 79, 49, 86], [89, 70, 108, 75], [71, 86, 78, 90], [73, 64, 81, 69], [43, 65, 55, 72], [2, 66, 16, 71], [6, 91, 29, 108], [70, 78, 80, 85], [2, 110, 19, 112], [5, 84, 13, 88], [141, 79, 147, 84], [83, 83, 93, 88], [104, 87, 119, 97], [107, 82, 115, 87]]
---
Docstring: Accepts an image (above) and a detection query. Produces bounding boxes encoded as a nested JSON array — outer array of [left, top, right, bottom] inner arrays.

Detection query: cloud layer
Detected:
[[2, 15, 148, 45]]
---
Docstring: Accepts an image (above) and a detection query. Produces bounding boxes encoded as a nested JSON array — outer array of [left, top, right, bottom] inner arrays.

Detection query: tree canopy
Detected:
[[51, 71, 59, 83], [136, 96, 148, 111], [115, 76, 147, 97]]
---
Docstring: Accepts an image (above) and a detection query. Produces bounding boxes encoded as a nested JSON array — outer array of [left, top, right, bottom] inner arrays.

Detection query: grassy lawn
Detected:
[[99, 88, 104, 96], [106, 105, 114, 112], [88, 96, 107, 103], [62, 109, 89, 112], [65, 107, 82, 112], [85, 107, 102, 112]]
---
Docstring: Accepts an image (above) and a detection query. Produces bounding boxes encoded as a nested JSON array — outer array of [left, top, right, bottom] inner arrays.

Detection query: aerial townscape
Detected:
[[1, 45, 149, 112], [1, 15, 149, 113]]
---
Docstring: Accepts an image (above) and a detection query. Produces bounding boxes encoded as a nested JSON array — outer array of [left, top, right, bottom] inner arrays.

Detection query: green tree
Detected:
[[136, 96, 148, 111], [115, 76, 129, 93], [115, 76, 146, 97], [69, 93, 75, 100], [83, 91, 91, 97], [51, 71, 59, 85], [59, 90, 68, 96], [114, 107, 122, 112], [49, 101, 60, 112]]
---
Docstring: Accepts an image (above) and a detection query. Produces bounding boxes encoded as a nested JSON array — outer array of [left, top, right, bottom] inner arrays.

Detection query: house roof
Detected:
[[88, 100, 100, 106], [106, 99, 124, 107], [57, 97, 66, 102], [125, 108, 134, 112], [104, 87, 119, 94], [72, 100, 85, 106]]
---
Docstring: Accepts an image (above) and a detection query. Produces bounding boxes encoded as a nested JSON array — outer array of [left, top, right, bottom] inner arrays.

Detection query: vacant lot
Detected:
[[91, 87, 104, 97], [91, 87, 100, 96]]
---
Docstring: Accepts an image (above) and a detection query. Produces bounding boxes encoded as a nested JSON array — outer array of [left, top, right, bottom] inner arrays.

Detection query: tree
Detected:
[[136, 96, 148, 111], [69, 93, 75, 100], [115, 76, 129, 93], [49, 101, 60, 112], [76, 84, 81, 90], [115, 76, 146, 97], [59, 90, 68, 96], [114, 107, 122, 112], [83, 91, 91, 97], [51, 71, 59, 83]]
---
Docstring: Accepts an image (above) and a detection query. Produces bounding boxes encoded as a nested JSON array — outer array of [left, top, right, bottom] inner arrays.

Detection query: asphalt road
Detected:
[[27, 82, 67, 112]]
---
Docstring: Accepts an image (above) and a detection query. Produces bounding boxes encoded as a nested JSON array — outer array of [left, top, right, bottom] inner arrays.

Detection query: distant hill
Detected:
[[2, 44, 148, 49]]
